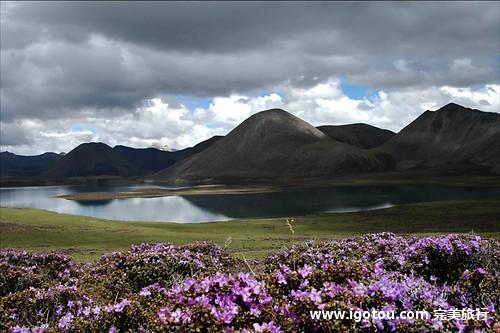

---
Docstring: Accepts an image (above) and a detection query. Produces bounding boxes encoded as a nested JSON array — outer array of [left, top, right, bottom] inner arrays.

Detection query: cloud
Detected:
[[207, 94, 283, 128], [282, 80, 500, 131]]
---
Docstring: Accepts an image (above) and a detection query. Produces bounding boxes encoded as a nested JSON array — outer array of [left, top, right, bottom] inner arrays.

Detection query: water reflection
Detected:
[[73, 196, 230, 222], [181, 185, 500, 219], [1, 184, 499, 223], [0, 184, 228, 223]]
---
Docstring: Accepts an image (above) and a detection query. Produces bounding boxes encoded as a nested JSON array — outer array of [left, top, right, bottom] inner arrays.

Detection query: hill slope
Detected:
[[47, 143, 140, 178], [112, 146, 177, 174], [114, 136, 223, 174], [153, 109, 382, 183], [317, 123, 395, 149], [378, 103, 500, 173]]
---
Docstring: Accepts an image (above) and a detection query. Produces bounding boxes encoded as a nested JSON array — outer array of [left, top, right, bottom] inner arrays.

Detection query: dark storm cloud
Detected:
[[1, 1, 499, 122], [2, 2, 353, 52], [4, 2, 497, 56], [0, 121, 35, 146]]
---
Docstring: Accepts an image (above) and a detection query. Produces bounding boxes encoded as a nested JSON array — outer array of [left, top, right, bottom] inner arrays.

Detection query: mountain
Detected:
[[0, 152, 63, 177], [113, 136, 223, 174], [153, 109, 382, 183], [47, 142, 140, 178], [317, 123, 395, 149], [44, 136, 223, 178], [378, 103, 500, 173], [4, 103, 498, 182], [112, 146, 179, 174]]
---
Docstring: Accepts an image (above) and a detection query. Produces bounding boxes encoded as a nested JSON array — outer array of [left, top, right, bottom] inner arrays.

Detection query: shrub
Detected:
[[79, 242, 236, 302], [1, 235, 498, 332], [0, 250, 79, 297]]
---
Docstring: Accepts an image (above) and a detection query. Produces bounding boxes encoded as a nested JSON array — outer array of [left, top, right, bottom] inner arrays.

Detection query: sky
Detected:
[[1, 1, 499, 155]]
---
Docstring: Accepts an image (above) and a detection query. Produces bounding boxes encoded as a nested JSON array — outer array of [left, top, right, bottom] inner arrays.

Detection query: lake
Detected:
[[1, 184, 499, 223]]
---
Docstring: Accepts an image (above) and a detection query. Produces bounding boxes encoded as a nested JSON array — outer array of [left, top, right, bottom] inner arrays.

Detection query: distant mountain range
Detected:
[[0, 136, 222, 179], [1, 103, 499, 183], [0, 152, 64, 177]]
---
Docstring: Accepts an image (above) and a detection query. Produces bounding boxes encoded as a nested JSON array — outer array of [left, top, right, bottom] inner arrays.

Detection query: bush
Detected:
[[0, 250, 79, 296], [79, 241, 237, 302], [1, 235, 498, 333]]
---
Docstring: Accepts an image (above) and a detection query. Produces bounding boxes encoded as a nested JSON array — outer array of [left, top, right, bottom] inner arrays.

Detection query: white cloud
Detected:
[[282, 79, 380, 125], [281, 80, 499, 131], [207, 93, 283, 128], [440, 84, 499, 106]]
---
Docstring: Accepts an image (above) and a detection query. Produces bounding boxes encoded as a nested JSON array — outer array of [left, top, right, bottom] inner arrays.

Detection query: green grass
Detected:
[[1, 199, 499, 262]]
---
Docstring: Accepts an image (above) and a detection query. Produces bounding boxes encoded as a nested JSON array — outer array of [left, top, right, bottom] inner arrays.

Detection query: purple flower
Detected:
[[32, 325, 49, 333], [279, 264, 291, 273], [183, 277, 196, 291], [455, 320, 466, 333], [58, 312, 73, 332], [275, 270, 287, 285], [298, 264, 312, 278], [298, 279, 309, 290], [253, 321, 284, 333], [92, 305, 101, 318], [113, 299, 131, 313], [348, 279, 367, 297], [139, 288, 151, 297]]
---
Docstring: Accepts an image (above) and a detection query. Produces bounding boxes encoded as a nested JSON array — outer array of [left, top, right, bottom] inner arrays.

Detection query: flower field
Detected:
[[1, 233, 498, 332]]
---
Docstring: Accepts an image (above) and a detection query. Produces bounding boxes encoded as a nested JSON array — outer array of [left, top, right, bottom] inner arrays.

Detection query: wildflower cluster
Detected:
[[79, 241, 236, 302], [1, 233, 498, 332], [0, 250, 79, 296]]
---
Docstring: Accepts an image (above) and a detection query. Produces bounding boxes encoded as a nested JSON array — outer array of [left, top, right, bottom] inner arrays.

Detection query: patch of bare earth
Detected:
[[0, 222, 57, 232]]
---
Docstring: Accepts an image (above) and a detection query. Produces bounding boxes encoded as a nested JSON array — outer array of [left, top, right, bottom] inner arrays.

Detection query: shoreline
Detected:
[[2, 171, 500, 189], [56, 184, 281, 201], [1, 199, 500, 261]]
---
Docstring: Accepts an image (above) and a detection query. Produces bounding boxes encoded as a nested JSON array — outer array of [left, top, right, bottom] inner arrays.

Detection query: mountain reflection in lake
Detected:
[[1, 184, 499, 223]]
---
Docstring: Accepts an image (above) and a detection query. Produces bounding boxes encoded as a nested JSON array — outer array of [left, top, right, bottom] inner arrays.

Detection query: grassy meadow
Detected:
[[1, 199, 499, 262]]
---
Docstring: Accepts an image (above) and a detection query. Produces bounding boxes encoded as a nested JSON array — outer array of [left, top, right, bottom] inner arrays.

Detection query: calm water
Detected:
[[1, 184, 499, 223]]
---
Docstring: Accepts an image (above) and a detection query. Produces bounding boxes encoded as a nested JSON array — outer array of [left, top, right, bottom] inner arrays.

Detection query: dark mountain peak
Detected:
[[319, 123, 394, 132], [244, 108, 295, 124], [47, 142, 140, 178], [436, 102, 466, 112], [432, 103, 494, 117], [379, 103, 500, 173], [317, 123, 395, 149], [233, 108, 328, 143], [113, 145, 159, 152], [60, 142, 116, 159], [253, 108, 287, 115], [72, 142, 112, 152]]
